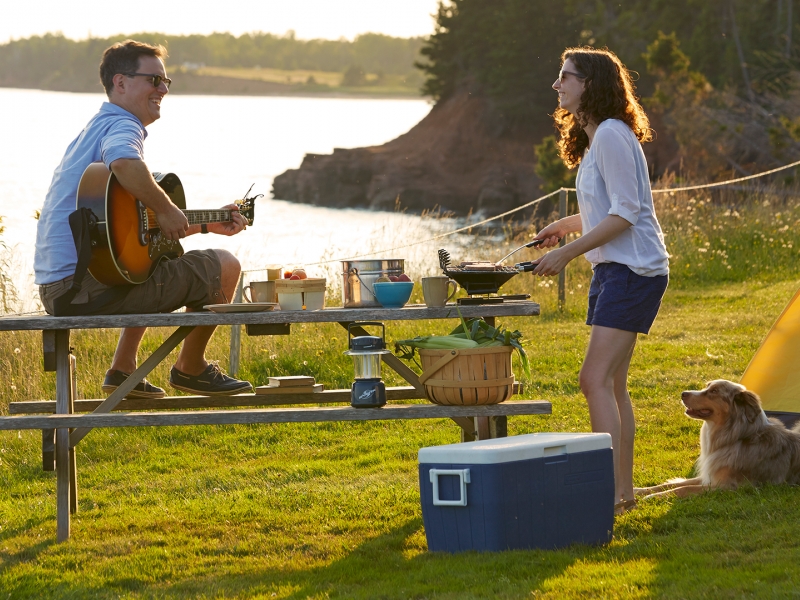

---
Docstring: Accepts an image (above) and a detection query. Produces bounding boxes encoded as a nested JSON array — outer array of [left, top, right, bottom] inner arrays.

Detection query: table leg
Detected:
[[69, 354, 78, 515], [475, 416, 491, 440], [42, 428, 55, 471], [490, 415, 507, 438], [42, 331, 56, 471], [54, 329, 71, 542]]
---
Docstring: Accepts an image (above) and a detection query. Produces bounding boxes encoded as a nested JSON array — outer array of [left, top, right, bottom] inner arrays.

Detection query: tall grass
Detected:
[[0, 215, 17, 314]]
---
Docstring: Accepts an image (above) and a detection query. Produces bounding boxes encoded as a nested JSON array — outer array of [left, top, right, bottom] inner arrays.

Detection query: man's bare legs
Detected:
[[579, 325, 638, 505], [109, 250, 241, 376]]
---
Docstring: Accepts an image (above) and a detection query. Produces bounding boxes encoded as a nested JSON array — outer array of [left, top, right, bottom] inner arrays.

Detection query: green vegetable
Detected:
[[395, 335, 479, 350], [394, 317, 531, 378]]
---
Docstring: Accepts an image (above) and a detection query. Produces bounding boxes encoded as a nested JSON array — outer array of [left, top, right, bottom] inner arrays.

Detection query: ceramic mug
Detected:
[[422, 276, 458, 307], [243, 280, 276, 303]]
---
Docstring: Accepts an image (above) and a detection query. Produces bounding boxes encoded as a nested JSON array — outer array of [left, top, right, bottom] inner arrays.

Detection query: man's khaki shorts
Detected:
[[39, 249, 225, 315]]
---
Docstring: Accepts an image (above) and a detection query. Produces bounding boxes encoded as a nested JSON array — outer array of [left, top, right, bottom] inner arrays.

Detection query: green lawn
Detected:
[[2, 190, 800, 598]]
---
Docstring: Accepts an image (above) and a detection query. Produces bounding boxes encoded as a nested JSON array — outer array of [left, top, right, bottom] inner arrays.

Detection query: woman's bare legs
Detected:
[[579, 325, 638, 504]]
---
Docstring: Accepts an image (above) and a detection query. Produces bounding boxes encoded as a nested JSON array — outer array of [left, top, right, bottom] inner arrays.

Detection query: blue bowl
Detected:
[[373, 281, 414, 308]]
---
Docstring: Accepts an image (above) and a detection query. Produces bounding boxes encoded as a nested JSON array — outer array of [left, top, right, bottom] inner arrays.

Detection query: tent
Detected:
[[740, 286, 800, 428]]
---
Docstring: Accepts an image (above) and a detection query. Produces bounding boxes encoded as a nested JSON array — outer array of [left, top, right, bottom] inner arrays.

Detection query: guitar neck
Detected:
[[183, 209, 236, 225]]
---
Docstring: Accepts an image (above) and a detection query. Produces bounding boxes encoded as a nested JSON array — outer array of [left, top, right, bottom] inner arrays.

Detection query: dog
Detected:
[[636, 379, 800, 499]]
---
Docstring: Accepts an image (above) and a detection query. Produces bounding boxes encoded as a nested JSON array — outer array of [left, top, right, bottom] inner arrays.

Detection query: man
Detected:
[[34, 39, 252, 397]]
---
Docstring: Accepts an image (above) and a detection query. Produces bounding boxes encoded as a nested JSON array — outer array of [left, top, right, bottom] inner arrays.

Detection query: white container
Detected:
[[275, 278, 327, 311]]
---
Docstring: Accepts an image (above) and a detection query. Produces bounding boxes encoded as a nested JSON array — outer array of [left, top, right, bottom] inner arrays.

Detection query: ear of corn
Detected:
[[394, 318, 530, 378]]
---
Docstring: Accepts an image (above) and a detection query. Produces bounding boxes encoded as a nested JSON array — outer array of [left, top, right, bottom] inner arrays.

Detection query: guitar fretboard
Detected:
[[184, 210, 235, 225]]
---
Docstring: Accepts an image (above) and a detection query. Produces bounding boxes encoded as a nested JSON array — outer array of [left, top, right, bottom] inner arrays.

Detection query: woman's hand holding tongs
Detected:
[[524, 214, 583, 275]]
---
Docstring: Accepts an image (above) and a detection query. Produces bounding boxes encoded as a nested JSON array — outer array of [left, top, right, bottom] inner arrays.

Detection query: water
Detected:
[[0, 88, 482, 312]]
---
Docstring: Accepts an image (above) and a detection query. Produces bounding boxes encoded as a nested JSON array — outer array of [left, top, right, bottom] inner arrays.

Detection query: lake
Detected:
[[0, 88, 483, 312]]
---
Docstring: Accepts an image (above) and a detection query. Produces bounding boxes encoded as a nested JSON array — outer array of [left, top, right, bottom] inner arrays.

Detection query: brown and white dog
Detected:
[[636, 379, 800, 499]]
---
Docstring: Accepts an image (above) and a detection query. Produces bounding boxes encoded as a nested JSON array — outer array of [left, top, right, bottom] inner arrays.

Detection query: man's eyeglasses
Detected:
[[124, 73, 172, 89], [558, 69, 586, 83]]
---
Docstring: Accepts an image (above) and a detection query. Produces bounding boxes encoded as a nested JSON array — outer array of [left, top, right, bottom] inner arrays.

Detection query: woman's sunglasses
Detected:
[[123, 73, 172, 89], [558, 69, 586, 83]]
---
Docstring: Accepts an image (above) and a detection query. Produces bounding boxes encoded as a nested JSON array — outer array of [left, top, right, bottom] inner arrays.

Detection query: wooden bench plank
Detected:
[[0, 400, 551, 430], [0, 302, 540, 331], [10, 387, 427, 413], [10, 383, 525, 414]]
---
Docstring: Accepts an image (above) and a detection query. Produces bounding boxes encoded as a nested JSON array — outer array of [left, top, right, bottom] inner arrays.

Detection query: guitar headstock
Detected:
[[235, 185, 261, 226]]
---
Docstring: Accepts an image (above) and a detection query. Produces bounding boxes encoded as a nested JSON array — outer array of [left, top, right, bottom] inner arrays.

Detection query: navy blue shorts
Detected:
[[586, 262, 669, 334]]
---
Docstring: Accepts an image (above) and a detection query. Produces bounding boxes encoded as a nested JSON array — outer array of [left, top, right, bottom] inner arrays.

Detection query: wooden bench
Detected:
[[0, 302, 549, 541]]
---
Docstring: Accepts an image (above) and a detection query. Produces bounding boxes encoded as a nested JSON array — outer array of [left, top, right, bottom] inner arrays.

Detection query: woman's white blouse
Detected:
[[575, 119, 669, 276]]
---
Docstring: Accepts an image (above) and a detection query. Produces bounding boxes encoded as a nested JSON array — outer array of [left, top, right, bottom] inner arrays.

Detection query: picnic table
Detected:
[[0, 301, 549, 541]]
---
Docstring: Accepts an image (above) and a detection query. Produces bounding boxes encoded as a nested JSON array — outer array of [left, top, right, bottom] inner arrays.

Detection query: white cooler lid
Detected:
[[418, 432, 612, 465]]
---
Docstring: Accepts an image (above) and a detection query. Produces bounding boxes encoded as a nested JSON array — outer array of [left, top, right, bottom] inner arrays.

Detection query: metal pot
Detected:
[[342, 259, 405, 308]]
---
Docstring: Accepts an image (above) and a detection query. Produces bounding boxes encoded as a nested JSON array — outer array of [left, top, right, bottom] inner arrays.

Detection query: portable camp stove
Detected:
[[438, 249, 530, 305]]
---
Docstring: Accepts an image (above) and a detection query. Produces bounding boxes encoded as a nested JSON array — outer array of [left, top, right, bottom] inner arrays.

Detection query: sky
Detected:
[[1, 0, 442, 43]]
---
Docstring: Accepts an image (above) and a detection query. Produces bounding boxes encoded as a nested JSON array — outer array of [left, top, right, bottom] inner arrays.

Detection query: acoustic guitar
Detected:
[[76, 162, 257, 286]]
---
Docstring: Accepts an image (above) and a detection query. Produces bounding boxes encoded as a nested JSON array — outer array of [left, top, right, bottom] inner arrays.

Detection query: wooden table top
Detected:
[[0, 301, 540, 331]]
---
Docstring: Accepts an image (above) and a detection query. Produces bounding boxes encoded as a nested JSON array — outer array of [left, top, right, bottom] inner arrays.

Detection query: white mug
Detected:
[[243, 280, 276, 303], [422, 276, 458, 307]]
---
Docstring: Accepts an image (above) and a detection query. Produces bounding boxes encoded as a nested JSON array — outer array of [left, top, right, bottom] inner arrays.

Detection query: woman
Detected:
[[532, 47, 669, 513]]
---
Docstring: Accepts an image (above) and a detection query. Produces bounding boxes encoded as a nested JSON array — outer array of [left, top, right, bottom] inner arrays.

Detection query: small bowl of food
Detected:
[[373, 280, 414, 309]]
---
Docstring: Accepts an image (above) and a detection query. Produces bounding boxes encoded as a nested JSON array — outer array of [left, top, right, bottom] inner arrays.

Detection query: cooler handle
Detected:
[[429, 468, 471, 507]]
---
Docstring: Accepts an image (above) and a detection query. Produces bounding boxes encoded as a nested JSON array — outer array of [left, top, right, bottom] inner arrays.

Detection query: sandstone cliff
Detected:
[[272, 89, 551, 218]]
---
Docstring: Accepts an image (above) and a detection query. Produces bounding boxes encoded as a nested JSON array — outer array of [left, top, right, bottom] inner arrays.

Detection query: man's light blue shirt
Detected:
[[34, 102, 147, 285]]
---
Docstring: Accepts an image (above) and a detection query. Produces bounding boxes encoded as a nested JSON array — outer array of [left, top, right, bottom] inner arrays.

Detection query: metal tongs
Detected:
[[497, 239, 545, 265]]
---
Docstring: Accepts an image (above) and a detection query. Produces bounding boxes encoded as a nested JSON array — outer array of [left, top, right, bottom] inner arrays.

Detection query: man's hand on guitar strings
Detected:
[[206, 203, 248, 236], [156, 203, 190, 241]]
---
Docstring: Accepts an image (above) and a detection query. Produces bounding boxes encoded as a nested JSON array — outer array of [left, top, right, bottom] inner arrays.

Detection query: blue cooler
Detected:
[[418, 432, 614, 552]]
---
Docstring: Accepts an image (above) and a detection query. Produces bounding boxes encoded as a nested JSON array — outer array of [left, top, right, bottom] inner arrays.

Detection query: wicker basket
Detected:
[[418, 346, 515, 405]]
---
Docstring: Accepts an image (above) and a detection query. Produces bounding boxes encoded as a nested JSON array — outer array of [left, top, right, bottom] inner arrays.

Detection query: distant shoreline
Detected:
[[0, 71, 430, 101], [0, 85, 430, 102]]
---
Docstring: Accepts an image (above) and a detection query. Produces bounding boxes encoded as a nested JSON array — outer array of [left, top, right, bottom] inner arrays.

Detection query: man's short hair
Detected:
[[99, 40, 168, 97]]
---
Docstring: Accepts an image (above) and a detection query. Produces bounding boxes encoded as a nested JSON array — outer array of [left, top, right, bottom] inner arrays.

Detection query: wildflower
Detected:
[[14, 348, 20, 354], [10, 385, 16, 391], [303, 361, 308, 366], [698, 248, 708, 253], [270, 354, 277, 360]]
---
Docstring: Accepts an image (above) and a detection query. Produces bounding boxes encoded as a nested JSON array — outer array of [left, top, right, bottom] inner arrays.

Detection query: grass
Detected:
[[2, 187, 800, 598]]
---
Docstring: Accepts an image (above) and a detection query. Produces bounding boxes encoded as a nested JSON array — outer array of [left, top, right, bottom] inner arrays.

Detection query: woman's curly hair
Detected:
[[554, 47, 652, 169]]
